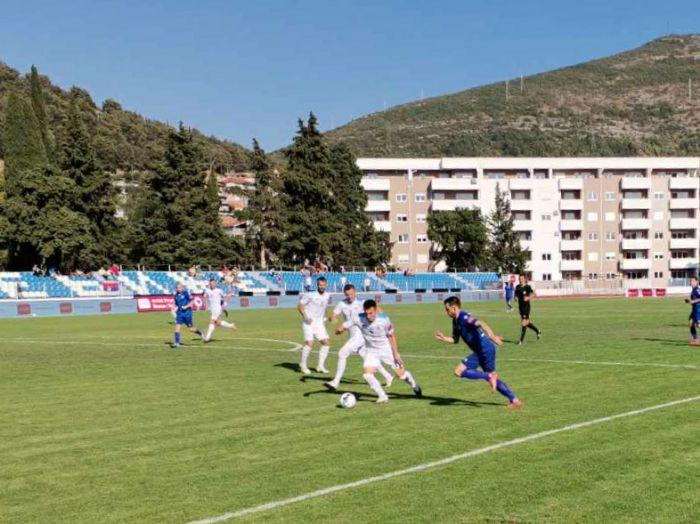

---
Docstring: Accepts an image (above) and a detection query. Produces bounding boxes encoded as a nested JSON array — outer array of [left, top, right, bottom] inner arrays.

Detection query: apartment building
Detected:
[[357, 157, 700, 286]]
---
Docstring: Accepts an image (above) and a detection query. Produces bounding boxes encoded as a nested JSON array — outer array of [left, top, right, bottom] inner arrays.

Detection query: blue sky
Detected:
[[1, 0, 699, 150]]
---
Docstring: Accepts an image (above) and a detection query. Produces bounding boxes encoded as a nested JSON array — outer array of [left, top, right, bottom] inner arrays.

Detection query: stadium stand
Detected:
[[0, 270, 501, 298]]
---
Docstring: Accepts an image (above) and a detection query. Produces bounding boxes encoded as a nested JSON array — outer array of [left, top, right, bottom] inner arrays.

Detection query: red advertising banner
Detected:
[[655, 288, 666, 297], [627, 289, 639, 297], [136, 294, 206, 313], [102, 281, 120, 292]]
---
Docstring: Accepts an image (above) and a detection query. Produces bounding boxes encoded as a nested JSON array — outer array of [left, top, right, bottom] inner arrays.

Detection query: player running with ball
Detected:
[[202, 278, 236, 342], [337, 299, 421, 404], [324, 284, 393, 391], [435, 296, 523, 409]]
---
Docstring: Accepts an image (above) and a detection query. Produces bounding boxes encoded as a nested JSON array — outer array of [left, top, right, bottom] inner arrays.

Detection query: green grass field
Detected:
[[1, 297, 698, 523]]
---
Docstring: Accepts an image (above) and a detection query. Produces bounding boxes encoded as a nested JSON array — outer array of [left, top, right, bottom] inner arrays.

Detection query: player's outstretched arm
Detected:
[[388, 333, 403, 368], [476, 320, 503, 345], [434, 331, 455, 344]]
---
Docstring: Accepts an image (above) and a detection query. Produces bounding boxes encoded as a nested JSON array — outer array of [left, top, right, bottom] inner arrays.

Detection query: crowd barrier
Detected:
[[0, 290, 500, 319]]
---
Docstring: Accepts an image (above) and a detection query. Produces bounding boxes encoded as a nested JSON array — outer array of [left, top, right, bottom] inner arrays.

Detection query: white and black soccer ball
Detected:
[[339, 392, 357, 409]]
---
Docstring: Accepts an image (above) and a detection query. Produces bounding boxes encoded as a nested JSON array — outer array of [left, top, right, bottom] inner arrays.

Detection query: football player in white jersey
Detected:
[[297, 276, 331, 374], [336, 299, 422, 404], [324, 284, 393, 391], [202, 279, 236, 342]]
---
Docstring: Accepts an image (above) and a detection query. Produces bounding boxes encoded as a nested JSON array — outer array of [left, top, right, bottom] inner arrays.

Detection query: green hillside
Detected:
[[327, 34, 700, 157], [0, 62, 249, 173]]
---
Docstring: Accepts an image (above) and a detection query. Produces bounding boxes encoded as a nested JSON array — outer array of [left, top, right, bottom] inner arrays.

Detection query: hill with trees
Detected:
[[327, 35, 700, 157]]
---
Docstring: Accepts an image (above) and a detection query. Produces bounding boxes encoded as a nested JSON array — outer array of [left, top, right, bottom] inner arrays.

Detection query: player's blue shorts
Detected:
[[690, 309, 700, 324], [176, 310, 193, 327], [462, 343, 496, 373]]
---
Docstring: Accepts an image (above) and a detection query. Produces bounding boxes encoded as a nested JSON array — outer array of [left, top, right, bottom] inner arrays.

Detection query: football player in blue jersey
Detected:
[[435, 296, 523, 409], [171, 284, 203, 348], [684, 275, 700, 346]]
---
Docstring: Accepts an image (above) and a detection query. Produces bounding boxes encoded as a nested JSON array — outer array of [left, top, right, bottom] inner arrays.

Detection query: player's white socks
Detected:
[[332, 353, 348, 385], [402, 370, 417, 388], [205, 324, 215, 341], [300, 345, 312, 369], [318, 345, 330, 370], [220, 321, 234, 329], [363, 372, 387, 400], [377, 364, 392, 383]]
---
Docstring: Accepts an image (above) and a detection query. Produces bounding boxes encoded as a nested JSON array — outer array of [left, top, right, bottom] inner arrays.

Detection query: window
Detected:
[[542, 273, 552, 281], [541, 214, 552, 221], [366, 173, 378, 179], [654, 231, 664, 239], [605, 212, 616, 222], [432, 192, 445, 200], [416, 234, 428, 243], [653, 211, 664, 220], [588, 252, 599, 262], [605, 192, 616, 201], [511, 190, 531, 200], [654, 192, 665, 200], [588, 232, 598, 241], [587, 192, 598, 201], [513, 210, 531, 221], [415, 193, 426, 203], [416, 214, 426, 223], [653, 252, 664, 260], [519, 231, 532, 241], [605, 252, 616, 261], [654, 272, 664, 278], [396, 214, 408, 222], [587, 212, 598, 222], [605, 232, 616, 241], [541, 253, 552, 261], [397, 234, 409, 244], [588, 273, 599, 280], [396, 193, 407, 203], [398, 254, 409, 263]]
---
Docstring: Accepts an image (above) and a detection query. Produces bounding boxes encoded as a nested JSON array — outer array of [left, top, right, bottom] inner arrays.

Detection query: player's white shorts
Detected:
[[338, 336, 364, 357], [363, 348, 399, 370], [302, 319, 329, 341], [209, 306, 222, 321]]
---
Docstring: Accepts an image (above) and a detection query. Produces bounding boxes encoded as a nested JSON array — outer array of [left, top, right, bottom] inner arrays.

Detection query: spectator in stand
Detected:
[[222, 265, 229, 276], [96, 266, 109, 280], [363, 276, 371, 292], [48, 266, 59, 279], [188, 265, 197, 278], [110, 263, 120, 278], [32, 264, 42, 277], [301, 268, 312, 292], [275, 272, 283, 287], [231, 266, 240, 283]]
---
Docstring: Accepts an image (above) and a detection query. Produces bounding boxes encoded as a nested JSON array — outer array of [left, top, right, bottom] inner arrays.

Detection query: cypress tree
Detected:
[[488, 183, 528, 273], [29, 65, 53, 159]]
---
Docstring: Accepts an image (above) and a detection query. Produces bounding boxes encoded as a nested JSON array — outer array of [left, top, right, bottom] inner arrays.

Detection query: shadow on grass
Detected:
[[274, 362, 363, 384], [631, 337, 691, 347], [303, 387, 503, 408]]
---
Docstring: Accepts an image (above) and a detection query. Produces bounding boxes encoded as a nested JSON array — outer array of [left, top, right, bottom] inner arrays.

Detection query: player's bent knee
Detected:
[[362, 367, 377, 375], [454, 363, 466, 377]]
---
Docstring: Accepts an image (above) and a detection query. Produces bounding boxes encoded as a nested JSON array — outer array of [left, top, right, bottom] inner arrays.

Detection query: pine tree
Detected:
[[427, 208, 488, 270], [488, 183, 528, 273], [29, 66, 53, 159], [240, 139, 284, 267]]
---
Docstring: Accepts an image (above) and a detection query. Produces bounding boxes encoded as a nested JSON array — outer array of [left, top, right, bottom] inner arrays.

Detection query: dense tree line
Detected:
[[0, 68, 390, 271]]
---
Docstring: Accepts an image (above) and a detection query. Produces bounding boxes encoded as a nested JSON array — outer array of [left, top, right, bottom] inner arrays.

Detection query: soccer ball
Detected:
[[339, 392, 357, 409]]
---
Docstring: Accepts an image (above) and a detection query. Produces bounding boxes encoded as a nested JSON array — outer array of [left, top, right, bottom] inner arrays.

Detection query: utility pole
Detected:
[[505, 80, 509, 101], [520, 74, 524, 94]]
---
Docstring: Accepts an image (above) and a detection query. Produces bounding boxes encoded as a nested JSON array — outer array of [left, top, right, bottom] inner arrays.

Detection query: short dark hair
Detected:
[[692, 275, 699, 281], [363, 299, 377, 310], [444, 296, 461, 308], [209, 278, 216, 282], [344, 284, 355, 291], [317, 277, 327, 283]]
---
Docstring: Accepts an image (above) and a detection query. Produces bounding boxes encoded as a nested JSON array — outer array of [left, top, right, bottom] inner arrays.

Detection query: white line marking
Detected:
[[4, 338, 697, 369], [188, 395, 700, 523]]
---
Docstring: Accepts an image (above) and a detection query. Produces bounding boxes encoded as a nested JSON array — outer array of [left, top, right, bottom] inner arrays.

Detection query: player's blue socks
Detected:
[[691, 325, 698, 339], [460, 368, 490, 381], [174, 332, 181, 345], [496, 379, 516, 402]]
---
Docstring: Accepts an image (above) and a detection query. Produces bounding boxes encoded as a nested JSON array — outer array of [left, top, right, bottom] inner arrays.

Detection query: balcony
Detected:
[[559, 178, 584, 190], [620, 177, 651, 190], [560, 259, 584, 271], [560, 199, 583, 211], [560, 219, 583, 231], [365, 200, 391, 213], [430, 178, 477, 191], [669, 177, 699, 190], [669, 197, 700, 210], [621, 218, 651, 230], [430, 200, 478, 212], [621, 198, 651, 210], [361, 178, 391, 191], [508, 179, 533, 190], [620, 258, 651, 270], [669, 258, 699, 270], [372, 221, 391, 233], [670, 238, 698, 249], [622, 238, 651, 250], [513, 219, 532, 231], [510, 199, 532, 211], [560, 239, 583, 251], [669, 218, 698, 230]]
